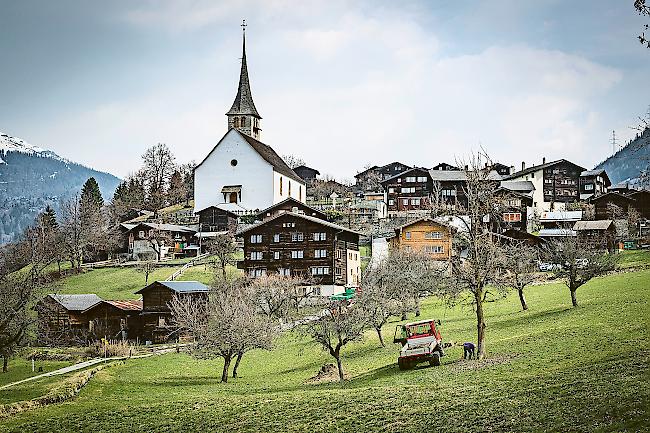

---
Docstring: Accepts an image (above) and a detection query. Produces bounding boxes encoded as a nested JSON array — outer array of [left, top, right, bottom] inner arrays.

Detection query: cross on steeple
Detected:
[[241, 19, 247, 33]]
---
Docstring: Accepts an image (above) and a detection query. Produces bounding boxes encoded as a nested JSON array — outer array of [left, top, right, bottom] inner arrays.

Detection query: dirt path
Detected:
[[0, 345, 186, 391]]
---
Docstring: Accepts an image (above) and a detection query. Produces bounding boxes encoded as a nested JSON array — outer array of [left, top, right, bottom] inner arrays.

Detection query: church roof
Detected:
[[226, 31, 261, 118], [237, 131, 303, 183]]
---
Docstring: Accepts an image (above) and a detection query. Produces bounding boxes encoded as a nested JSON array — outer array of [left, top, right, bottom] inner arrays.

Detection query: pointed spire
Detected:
[[227, 19, 261, 118]]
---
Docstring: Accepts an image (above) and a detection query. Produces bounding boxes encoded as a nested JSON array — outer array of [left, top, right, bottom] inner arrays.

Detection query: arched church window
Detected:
[[279, 177, 283, 195], [288, 181, 292, 197], [233, 117, 239, 128]]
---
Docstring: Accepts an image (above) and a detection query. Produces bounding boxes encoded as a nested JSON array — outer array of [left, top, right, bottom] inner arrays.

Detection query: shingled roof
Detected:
[[237, 211, 363, 237], [47, 294, 102, 312], [237, 131, 303, 183], [135, 281, 211, 295], [226, 32, 260, 118]]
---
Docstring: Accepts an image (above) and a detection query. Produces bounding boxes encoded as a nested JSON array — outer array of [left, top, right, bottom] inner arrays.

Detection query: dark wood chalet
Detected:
[[196, 205, 239, 233], [237, 212, 362, 296], [574, 220, 616, 251], [36, 294, 102, 344], [355, 162, 411, 192], [431, 162, 460, 171], [428, 169, 469, 210], [382, 167, 433, 212], [591, 191, 650, 220], [256, 197, 327, 221], [135, 281, 210, 343], [82, 300, 143, 341], [492, 188, 533, 233], [293, 165, 320, 184], [579, 169, 611, 200]]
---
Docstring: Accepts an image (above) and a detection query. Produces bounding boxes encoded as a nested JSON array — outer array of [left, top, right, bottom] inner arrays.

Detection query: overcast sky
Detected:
[[1, 0, 649, 181]]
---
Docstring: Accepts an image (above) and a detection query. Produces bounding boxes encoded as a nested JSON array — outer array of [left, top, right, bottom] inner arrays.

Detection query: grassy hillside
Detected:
[[3, 269, 648, 432]]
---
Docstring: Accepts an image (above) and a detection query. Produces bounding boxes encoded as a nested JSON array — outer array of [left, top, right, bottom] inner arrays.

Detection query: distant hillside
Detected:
[[0, 132, 121, 243], [595, 127, 650, 186]]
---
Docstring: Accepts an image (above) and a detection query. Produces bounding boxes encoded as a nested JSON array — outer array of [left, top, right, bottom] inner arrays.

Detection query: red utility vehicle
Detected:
[[394, 319, 444, 370]]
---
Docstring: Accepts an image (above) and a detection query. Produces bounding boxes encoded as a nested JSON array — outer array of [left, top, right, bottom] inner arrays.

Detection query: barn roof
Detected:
[[237, 211, 363, 236], [82, 300, 143, 314], [47, 294, 102, 312], [135, 280, 211, 295], [573, 220, 614, 231]]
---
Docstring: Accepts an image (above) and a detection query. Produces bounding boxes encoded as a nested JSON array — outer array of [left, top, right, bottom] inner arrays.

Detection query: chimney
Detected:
[[464, 165, 468, 171], [484, 162, 488, 168], [509, 165, 515, 175], [521, 161, 526, 171], [542, 157, 546, 164]]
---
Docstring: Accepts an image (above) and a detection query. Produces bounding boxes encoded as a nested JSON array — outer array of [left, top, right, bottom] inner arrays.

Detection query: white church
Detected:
[[194, 26, 306, 215]]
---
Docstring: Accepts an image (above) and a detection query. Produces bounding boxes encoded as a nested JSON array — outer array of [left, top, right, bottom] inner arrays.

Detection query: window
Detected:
[[388, 199, 395, 205], [250, 234, 262, 243], [311, 266, 330, 275], [313, 232, 326, 241], [584, 184, 594, 191], [417, 176, 428, 182], [288, 180, 292, 196], [405, 176, 416, 182], [282, 222, 295, 228], [401, 187, 415, 193], [249, 268, 266, 278], [442, 189, 456, 197], [411, 198, 421, 206], [233, 118, 240, 128], [425, 245, 444, 254], [138, 230, 145, 238], [402, 199, 409, 206], [503, 212, 522, 222], [335, 267, 342, 276], [291, 232, 304, 242], [240, 116, 246, 126], [424, 231, 442, 239], [279, 177, 283, 195], [299, 185, 302, 201], [388, 187, 395, 193], [279, 268, 290, 276], [405, 231, 412, 240], [291, 250, 304, 259], [336, 249, 342, 259], [314, 249, 327, 258], [273, 234, 280, 242], [251, 251, 263, 260], [230, 159, 238, 167], [274, 251, 281, 260]]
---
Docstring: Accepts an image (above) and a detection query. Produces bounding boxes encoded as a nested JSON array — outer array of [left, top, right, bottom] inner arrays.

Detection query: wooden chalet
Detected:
[[591, 190, 650, 220], [135, 281, 210, 343], [121, 222, 197, 260], [83, 300, 143, 342], [388, 218, 452, 260], [293, 165, 320, 184], [428, 169, 469, 210], [431, 162, 460, 172], [355, 162, 411, 192], [36, 294, 102, 344], [499, 228, 545, 247], [574, 220, 616, 251], [195, 204, 241, 233], [237, 212, 362, 296], [256, 197, 327, 221], [493, 187, 534, 233], [382, 167, 433, 213], [579, 169, 611, 200]]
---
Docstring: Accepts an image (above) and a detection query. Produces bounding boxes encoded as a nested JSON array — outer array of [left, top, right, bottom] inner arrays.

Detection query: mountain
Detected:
[[595, 127, 650, 187], [0, 132, 121, 243]]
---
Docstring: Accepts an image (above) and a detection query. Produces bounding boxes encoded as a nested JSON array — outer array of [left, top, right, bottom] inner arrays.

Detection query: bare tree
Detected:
[[205, 233, 238, 281], [357, 273, 399, 347], [546, 237, 618, 307], [281, 154, 306, 169], [141, 143, 177, 211], [60, 196, 84, 271], [169, 280, 274, 383], [441, 153, 509, 360], [502, 241, 539, 311], [303, 300, 367, 381], [249, 274, 304, 321], [135, 261, 157, 285]]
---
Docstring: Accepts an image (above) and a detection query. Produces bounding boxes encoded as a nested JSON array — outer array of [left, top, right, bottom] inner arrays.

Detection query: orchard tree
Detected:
[[502, 241, 539, 311], [204, 233, 238, 281], [141, 143, 177, 211]]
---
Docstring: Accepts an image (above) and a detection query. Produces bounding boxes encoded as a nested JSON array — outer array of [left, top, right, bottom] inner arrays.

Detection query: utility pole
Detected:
[[611, 130, 618, 155]]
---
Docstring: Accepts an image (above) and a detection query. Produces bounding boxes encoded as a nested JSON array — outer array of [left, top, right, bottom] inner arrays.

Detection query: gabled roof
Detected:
[[581, 169, 611, 187], [237, 211, 363, 236], [589, 192, 636, 203], [82, 300, 143, 314], [255, 197, 326, 220], [293, 165, 320, 177], [195, 202, 246, 216], [431, 162, 460, 171], [135, 280, 211, 295], [506, 159, 586, 179], [499, 180, 535, 193], [122, 222, 195, 234], [355, 165, 379, 179], [381, 167, 431, 184], [226, 32, 260, 118], [539, 211, 583, 222], [428, 169, 467, 181], [574, 220, 615, 231], [47, 294, 102, 312], [393, 217, 450, 233]]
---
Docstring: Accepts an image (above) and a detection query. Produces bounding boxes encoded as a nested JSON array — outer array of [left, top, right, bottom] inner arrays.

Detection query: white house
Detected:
[[193, 25, 305, 214]]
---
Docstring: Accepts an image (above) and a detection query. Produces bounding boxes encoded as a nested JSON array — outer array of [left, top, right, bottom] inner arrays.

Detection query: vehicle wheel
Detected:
[[398, 358, 406, 371], [430, 353, 441, 367]]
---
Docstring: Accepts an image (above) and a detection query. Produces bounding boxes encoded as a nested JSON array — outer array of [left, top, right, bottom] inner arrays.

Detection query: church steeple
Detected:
[[227, 20, 262, 140]]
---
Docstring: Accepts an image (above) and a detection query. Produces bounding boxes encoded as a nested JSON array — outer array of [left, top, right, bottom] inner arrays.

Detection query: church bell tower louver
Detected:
[[226, 20, 262, 140]]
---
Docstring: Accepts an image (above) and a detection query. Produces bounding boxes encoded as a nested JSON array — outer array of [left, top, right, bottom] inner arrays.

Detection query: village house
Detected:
[[431, 162, 460, 172], [256, 197, 327, 221], [492, 187, 534, 233], [382, 167, 433, 213], [349, 200, 388, 222], [505, 158, 586, 214], [237, 212, 362, 296], [195, 203, 242, 233], [36, 294, 102, 344], [135, 281, 211, 343], [120, 222, 197, 261], [428, 169, 469, 210], [537, 210, 582, 238], [579, 169, 611, 200], [591, 190, 650, 220], [82, 300, 143, 342], [293, 165, 320, 185], [193, 28, 305, 214], [388, 218, 452, 260], [574, 220, 616, 251], [355, 162, 411, 192]]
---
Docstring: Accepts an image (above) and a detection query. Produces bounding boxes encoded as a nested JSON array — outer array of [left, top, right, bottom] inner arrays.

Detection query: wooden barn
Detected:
[[574, 220, 616, 251], [135, 281, 210, 343], [388, 218, 452, 261], [36, 294, 102, 344], [82, 300, 143, 342], [195, 204, 240, 233]]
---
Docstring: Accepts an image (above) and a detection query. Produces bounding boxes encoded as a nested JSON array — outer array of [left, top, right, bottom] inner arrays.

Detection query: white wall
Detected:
[[194, 129, 274, 212], [346, 248, 361, 285], [273, 171, 306, 204]]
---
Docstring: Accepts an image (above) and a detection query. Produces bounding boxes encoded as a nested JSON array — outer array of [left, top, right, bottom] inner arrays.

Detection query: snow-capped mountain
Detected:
[[0, 131, 121, 243]]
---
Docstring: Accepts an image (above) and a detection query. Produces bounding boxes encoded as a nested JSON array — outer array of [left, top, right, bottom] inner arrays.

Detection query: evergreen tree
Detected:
[[40, 205, 58, 230], [167, 170, 186, 205], [80, 177, 104, 209]]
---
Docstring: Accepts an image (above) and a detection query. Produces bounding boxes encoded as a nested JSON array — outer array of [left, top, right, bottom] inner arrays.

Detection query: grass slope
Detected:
[[2, 270, 648, 432]]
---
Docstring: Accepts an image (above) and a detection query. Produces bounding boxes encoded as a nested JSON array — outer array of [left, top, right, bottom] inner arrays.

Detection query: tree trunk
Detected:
[[475, 290, 486, 360], [221, 354, 232, 383], [232, 351, 244, 378], [334, 352, 344, 382], [376, 327, 385, 347], [2, 356, 7, 373], [221, 265, 227, 282], [518, 288, 528, 311], [570, 288, 578, 307], [401, 307, 407, 321], [414, 296, 421, 317]]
